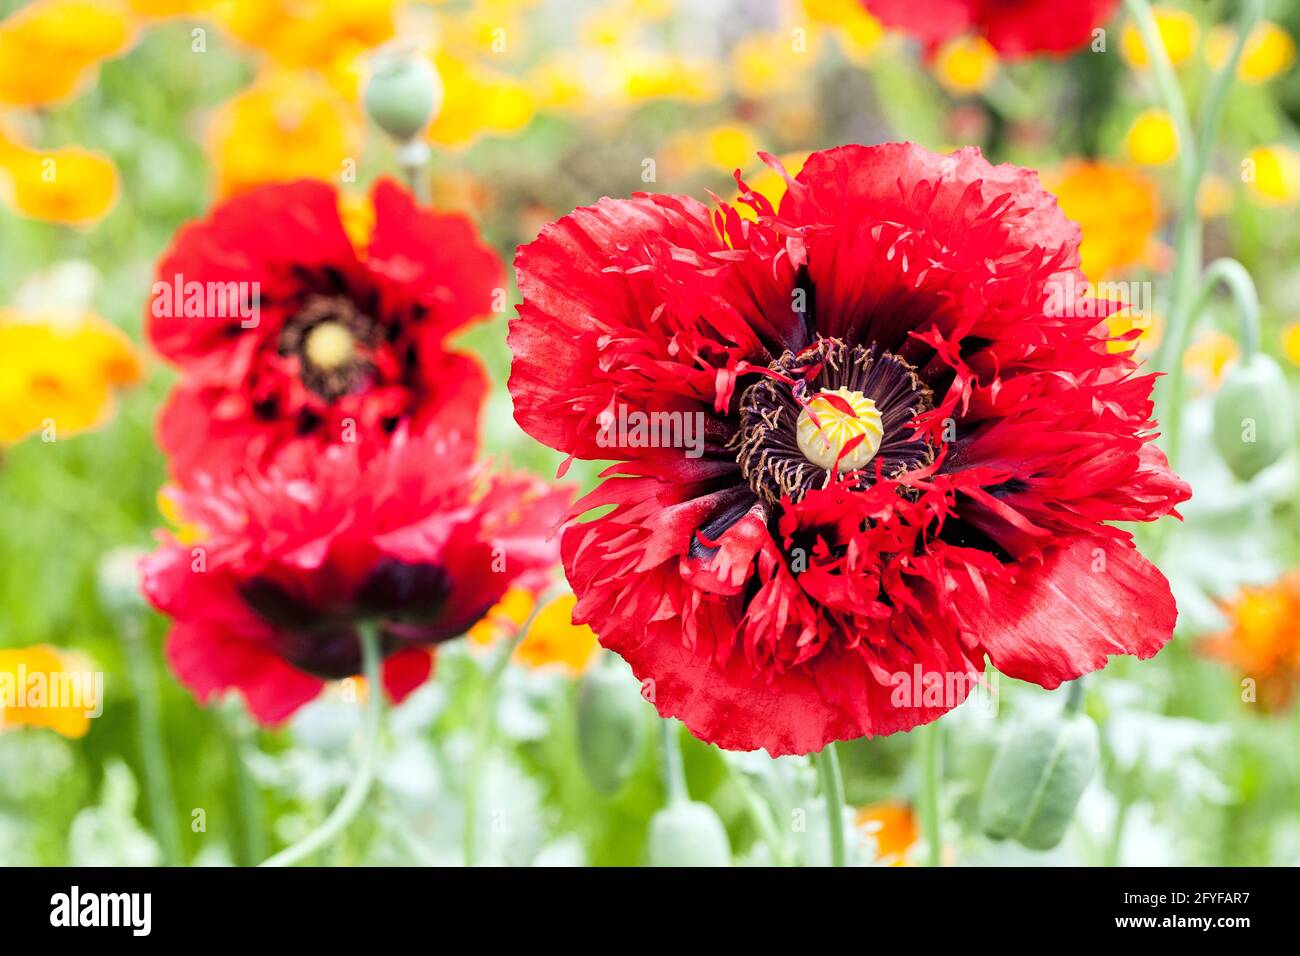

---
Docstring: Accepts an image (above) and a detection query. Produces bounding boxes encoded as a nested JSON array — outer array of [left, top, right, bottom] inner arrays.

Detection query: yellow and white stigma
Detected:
[[304, 321, 356, 369], [795, 387, 883, 473]]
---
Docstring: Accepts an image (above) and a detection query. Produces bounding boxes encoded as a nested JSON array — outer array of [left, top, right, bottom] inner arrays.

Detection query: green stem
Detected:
[[261, 622, 384, 867], [727, 762, 788, 865], [1192, 258, 1262, 359], [813, 742, 846, 867], [222, 701, 267, 865], [916, 722, 943, 867], [122, 617, 183, 866], [660, 718, 688, 804], [1126, 0, 1261, 476], [463, 594, 550, 866], [1065, 676, 1086, 716]]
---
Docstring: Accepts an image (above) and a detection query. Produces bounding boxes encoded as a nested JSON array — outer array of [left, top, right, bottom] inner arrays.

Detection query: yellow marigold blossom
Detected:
[[0, 645, 100, 739], [1125, 108, 1179, 166], [1283, 319, 1300, 367], [0, 144, 119, 227], [933, 35, 999, 96], [1206, 21, 1295, 84], [1244, 145, 1300, 206], [208, 70, 360, 197], [427, 51, 534, 147], [1120, 7, 1198, 69], [0, 308, 142, 444], [730, 29, 821, 98], [0, 0, 136, 107], [527, 52, 590, 111], [1048, 160, 1160, 280], [1197, 173, 1233, 218], [1105, 308, 1163, 357], [735, 151, 809, 222], [1183, 328, 1239, 389], [1203, 571, 1300, 712], [855, 801, 917, 866], [469, 589, 599, 675], [218, 0, 397, 72]]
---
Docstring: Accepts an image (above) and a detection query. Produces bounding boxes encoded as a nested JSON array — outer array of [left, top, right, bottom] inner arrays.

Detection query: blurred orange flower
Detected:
[[855, 801, 917, 866], [1049, 160, 1161, 280], [426, 51, 534, 148], [208, 70, 361, 197], [0, 0, 136, 107], [0, 308, 142, 444], [469, 589, 599, 676], [0, 645, 100, 739], [0, 144, 120, 226], [1203, 572, 1300, 712]]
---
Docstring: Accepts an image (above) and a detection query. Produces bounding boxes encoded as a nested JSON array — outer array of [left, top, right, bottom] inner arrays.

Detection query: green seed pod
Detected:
[[1212, 353, 1295, 481], [575, 661, 646, 794], [646, 800, 731, 867], [364, 51, 442, 142], [979, 710, 1099, 851]]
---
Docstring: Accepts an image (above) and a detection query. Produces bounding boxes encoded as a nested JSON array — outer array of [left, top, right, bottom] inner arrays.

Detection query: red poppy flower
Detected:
[[509, 143, 1190, 756], [863, 0, 1119, 59], [140, 426, 570, 723], [147, 178, 502, 477]]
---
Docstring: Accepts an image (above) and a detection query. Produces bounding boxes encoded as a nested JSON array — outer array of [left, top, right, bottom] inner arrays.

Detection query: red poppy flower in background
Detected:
[[510, 142, 1190, 756], [863, 0, 1119, 59], [147, 178, 502, 477], [141, 426, 570, 723]]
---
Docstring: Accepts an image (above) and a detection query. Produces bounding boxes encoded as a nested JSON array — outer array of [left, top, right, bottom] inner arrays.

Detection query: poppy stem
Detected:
[[260, 622, 384, 867], [916, 722, 943, 867], [813, 742, 846, 866], [464, 591, 552, 866], [121, 616, 183, 866], [659, 718, 688, 804]]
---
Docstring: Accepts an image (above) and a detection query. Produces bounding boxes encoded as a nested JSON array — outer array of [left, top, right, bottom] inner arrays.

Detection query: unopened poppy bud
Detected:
[[647, 800, 731, 867], [364, 49, 442, 142], [1212, 353, 1295, 481], [979, 709, 1099, 851], [575, 658, 646, 794], [96, 546, 148, 621]]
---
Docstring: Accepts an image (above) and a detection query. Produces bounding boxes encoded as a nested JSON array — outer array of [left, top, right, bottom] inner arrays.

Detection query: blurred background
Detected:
[[1, 0, 1299, 866]]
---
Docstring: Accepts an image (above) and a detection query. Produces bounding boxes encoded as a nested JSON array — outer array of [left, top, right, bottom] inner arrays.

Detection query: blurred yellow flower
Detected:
[[218, 0, 397, 75], [735, 151, 809, 221], [933, 35, 999, 96], [855, 801, 917, 866], [1183, 328, 1239, 389], [0, 145, 119, 227], [1125, 108, 1179, 166], [0, 0, 136, 107], [1203, 571, 1300, 712], [618, 48, 718, 103], [1105, 308, 1163, 357], [208, 70, 360, 197], [662, 124, 761, 178], [802, 0, 883, 65], [469, 589, 599, 676], [126, 0, 216, 16], [1206, 21, 1295, 84], [1283, 319, 1300, 367], [1050, 160, 1160, 280], [1244, 144, 1300, 206], [427, 51, 534, 147], [1120, 7, 1198, 69], [0, 645, 99, 739], [731, 29, 820, 98], [0, 308, 142, 445]]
